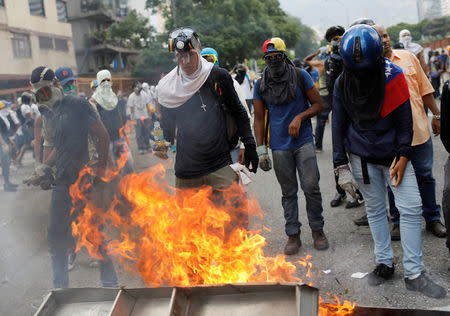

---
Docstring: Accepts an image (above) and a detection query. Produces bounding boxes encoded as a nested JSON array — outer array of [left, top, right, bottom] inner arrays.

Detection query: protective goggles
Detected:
[[264, 53, 284, 62], [34, 86, 53, 103], [201, 54, 217, 64], [168, 27, 198, 53]]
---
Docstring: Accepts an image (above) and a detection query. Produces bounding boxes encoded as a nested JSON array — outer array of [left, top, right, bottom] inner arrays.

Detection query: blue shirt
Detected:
[[254, 68, 315, 150]]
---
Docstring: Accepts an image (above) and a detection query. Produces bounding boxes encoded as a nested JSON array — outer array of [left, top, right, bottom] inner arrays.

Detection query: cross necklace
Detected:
[[198, 91, 207, 112]]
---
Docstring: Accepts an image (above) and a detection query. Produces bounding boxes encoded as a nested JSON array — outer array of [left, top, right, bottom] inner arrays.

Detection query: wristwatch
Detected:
[[433, 114, 441, 120]]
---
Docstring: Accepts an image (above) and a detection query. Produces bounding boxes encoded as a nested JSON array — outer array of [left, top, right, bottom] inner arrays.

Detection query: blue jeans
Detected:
[[48, 184, 118, 288], [388, 138, 441, 224], [272, 142, 324, 235], [443, 156, 450, 249], [349, 154, 423, 277], [314, 95, 331, 150]]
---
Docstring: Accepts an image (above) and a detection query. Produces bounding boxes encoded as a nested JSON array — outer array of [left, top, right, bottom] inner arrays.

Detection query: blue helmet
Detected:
[[200, 47, 219, 66], [340, 25, 383, 69]]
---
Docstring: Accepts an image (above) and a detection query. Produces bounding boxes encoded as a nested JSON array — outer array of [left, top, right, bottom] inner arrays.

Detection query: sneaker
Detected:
[[312, 229, 329, 250], [367, 263, 395, 286], [68, 252, 76, 271], [138, 149, 145, 155], [354, 214, 369, 226], [345, 196, 364, 209], [330, 192, 346, 207], [405, 272, 447, 298], [391, 224, 400, 241], [284, 233, 301, 255]]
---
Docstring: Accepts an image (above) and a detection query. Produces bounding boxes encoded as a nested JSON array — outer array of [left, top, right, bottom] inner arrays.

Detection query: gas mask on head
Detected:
[[34, 84, 64, 108]]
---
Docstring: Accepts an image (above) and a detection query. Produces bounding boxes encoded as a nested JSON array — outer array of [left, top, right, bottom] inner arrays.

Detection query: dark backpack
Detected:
[[206, 66, 239, 150]]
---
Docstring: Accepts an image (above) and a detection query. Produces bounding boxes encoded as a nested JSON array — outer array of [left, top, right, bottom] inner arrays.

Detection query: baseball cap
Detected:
[[55, 67, 76, 87]]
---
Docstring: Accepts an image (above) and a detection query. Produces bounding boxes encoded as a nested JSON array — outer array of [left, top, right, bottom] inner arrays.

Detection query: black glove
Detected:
[[244, 143, 258, 173]]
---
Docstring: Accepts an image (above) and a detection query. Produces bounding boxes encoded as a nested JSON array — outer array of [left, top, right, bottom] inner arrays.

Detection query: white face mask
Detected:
[[400, 35, 412, 47], [93, 80, 118, 110]]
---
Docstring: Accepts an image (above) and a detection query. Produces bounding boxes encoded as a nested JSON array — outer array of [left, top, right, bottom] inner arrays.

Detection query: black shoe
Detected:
[[367, 263, 395, 286], [345, 196, 364, 209], [405, 272, 447, 298], [330, 193, 346, 207], [3, 183, 16, 192], [353, 214, 369, 226]]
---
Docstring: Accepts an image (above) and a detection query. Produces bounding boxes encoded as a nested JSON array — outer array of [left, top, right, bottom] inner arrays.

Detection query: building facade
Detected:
[[0, 0, 77, 100], [66, 0, 139, 77], [417, 0, 449, 21]]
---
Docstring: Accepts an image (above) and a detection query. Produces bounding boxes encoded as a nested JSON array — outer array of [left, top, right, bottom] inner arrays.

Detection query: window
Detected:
[[39, 36, 53, 49], [56, 0, 68, 22], [11, 33, 31, 58], [54, 38, 68, 51], [29, 0, 45, 17]]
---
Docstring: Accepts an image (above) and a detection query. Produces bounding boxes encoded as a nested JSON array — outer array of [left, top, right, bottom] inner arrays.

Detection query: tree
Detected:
[[291, 17, 318, 59], [422, 15, 450, 38], [144, 0, 301, 69], [386, 20, 428, 45], [110, 10, 153, 48]]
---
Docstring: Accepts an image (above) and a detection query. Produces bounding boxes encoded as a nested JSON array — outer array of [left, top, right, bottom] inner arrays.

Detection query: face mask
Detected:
[[63, 84, 77, 96], [400, 35, 412, 47], [330, 40, 340, 54], [267, 58, 286, 77]]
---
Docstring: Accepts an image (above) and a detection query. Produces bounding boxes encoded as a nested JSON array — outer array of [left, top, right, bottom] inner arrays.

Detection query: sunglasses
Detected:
[[264, 53, 284, 62], [35, 86, 52, 102]]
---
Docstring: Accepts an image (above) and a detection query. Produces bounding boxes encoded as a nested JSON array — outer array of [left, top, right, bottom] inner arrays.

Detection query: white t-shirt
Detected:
[[127, 92, 149, 119], [20, 104, 31, 118], [233, 74, 253, 100], [30, 103, 40, 119]]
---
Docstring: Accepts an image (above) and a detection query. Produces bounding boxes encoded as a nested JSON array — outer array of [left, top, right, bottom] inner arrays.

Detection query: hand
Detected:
[[288, 115, 302, 138], [431, 118, 440, 136], [244, 144, 258, 173], [390, 156, 408, 187], [256, 145, 272, 172], [238, 149, 245, 165], [335, 165, 359, 199]]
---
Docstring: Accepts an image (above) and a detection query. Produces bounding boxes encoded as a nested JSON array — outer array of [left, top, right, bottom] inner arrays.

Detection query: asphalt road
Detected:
[[1, 118, 450, 315]]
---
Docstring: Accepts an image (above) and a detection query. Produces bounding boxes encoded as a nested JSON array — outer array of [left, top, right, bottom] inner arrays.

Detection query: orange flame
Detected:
[[69, 123, 356, 315]]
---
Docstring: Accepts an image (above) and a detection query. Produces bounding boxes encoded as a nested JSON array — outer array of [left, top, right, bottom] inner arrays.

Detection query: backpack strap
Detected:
[[294, 67, 307, 103]]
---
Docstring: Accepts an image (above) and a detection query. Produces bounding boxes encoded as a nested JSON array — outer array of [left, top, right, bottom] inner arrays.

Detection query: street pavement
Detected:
[[1, 119, 450, 315]]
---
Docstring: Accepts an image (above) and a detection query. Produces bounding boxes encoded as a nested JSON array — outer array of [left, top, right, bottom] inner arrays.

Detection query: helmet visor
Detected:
[[169, 27, 195, 40]]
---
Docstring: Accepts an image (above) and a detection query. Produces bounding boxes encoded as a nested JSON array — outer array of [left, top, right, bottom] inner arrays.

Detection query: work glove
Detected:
[[23, 163, 54, 189], [335, 164, 359, 199], [256, 145, 272, 172], [244, 143, 258, 173]]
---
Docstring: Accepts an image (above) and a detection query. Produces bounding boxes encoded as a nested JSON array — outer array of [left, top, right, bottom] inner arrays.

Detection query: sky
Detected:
[[129, 0, 419, 35]]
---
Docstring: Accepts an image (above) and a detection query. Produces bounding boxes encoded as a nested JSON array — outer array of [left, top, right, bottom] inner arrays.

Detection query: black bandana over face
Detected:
[[339, 58, 386, 128], [259, 56, 297, 106]]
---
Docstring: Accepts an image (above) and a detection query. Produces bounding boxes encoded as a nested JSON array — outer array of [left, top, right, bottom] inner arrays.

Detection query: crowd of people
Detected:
[[1, 17, 450, 302]]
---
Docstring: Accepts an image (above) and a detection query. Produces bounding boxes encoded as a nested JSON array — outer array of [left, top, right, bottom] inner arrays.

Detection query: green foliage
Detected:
[[386, 16, 450, 45], [293, 18, 319, 59], [110, 10, 153, 48], [144, 0, 306, 69], [386, 20, 428, 45]]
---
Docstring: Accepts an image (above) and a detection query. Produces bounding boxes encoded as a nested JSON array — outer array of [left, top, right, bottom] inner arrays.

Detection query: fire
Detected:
[[69, 123, 356, 315]]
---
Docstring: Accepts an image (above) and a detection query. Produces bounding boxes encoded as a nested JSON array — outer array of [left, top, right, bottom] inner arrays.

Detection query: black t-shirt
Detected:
[[96, 104, 122, 141], [160, 67, 255, 179], [50, 95, 99, 185]]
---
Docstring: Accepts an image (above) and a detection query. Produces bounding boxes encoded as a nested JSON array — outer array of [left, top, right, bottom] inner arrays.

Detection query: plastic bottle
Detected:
[[153, 121, 166, 152]]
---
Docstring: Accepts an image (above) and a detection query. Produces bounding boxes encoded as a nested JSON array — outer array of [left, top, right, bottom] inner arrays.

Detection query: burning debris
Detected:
[[69, 134, 355, 315]]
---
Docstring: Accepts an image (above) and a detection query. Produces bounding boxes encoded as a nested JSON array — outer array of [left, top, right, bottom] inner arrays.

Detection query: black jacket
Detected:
[[441, 80, 450, 153]]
